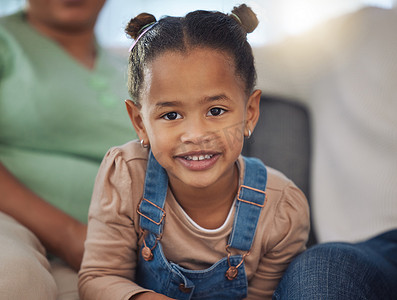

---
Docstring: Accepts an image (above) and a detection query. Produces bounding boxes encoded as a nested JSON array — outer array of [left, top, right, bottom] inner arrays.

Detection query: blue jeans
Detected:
[[273, 229, 397, 300]]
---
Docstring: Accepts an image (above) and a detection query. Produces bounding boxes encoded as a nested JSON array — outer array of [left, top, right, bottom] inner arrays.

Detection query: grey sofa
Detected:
[[242, 95, 316, 246]]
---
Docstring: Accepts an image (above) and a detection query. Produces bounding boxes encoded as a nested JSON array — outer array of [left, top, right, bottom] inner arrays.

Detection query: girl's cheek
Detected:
[[221, 123, 245, 149]]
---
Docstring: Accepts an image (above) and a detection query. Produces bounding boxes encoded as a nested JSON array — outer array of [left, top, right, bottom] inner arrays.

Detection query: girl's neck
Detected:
[[27, 17, 97, 70], [169, 163, 239, 230]]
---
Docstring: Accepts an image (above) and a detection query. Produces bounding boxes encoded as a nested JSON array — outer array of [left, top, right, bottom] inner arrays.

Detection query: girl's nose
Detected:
[[180, 117, 212, 145]]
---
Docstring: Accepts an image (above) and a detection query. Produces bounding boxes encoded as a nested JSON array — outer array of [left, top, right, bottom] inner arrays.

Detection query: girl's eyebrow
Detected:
[[154, 94, 231, 110], [202, 94, 230, 103], [155, 101, 182, 108]]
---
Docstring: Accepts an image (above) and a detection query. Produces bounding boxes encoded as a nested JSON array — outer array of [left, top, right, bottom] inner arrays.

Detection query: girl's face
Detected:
[[127, 48, 260, 192]]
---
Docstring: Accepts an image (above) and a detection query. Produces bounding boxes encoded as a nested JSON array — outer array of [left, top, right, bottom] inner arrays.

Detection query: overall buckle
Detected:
[[237, 185, 267, 207], [137, 197, 166, 225]]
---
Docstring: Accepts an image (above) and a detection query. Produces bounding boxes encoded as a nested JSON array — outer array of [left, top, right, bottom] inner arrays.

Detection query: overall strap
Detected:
[[228, 157, 267, 251], [138, 151, 168, 235]]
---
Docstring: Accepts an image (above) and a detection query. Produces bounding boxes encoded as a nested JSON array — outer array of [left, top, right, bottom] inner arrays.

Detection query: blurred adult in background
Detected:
[[254, 5, 397, 299], [0, 0, 136, 298]]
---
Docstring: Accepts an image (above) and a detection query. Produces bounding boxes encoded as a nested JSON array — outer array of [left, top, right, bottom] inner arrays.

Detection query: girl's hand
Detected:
[[131, 292, 175, 299]]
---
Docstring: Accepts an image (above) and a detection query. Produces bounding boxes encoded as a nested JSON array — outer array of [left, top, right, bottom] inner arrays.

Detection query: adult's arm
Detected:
[[0, 162, 86, 271]]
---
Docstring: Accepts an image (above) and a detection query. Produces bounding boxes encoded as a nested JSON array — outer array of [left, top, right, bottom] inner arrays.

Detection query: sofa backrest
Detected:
[[242, 94, 316, 245]]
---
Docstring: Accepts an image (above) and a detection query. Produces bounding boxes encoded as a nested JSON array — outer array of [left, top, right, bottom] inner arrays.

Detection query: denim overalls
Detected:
[[136, 152, 267, 300]]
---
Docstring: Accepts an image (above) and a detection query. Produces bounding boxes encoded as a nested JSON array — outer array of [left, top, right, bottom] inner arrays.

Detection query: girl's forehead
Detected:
[[145, 48, 238, 85], [140, 48, 246, 107]]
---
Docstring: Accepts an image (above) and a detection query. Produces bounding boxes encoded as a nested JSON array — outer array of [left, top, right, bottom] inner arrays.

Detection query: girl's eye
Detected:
[[207, 107, 226, 117], [162, 112, 181, 120]]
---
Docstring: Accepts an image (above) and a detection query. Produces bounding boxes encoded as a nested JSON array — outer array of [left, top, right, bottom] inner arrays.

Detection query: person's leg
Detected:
[[273, 229, 397, 300], [357, 229, 397, 294], [0, 212, 58, 300], [50, 258, 79, 300]]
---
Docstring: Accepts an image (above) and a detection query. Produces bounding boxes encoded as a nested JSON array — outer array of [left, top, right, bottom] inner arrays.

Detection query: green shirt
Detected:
[[0, 11, 137, 223]]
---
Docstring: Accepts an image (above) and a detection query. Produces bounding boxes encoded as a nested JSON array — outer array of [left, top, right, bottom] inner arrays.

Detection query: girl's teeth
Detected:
[[185, 154, 213, 161]]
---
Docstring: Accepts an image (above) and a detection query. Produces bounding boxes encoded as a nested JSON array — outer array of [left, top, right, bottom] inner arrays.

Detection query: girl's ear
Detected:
[[125, 100, 148, 141], [245, 89, 261, 136]]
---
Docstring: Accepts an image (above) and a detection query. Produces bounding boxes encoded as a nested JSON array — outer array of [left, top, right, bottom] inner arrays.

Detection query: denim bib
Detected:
[[136, 152, 267, 299]]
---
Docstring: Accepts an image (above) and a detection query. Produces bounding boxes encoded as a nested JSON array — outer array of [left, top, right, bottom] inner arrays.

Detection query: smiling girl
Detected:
[[78, 5, 309, 300]]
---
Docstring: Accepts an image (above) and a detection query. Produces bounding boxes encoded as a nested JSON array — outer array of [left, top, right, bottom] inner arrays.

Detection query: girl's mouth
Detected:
[[176, 153, 220, 171], [184, 154, 214, 161]]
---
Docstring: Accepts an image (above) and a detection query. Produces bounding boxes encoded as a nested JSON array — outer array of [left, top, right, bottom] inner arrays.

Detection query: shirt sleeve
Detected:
[[248, 182, 310, 299], [78, 147, 151, 300]]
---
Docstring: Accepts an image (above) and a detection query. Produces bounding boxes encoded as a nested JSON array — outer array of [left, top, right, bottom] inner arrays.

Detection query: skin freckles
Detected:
[[126, 47, 261, 229]]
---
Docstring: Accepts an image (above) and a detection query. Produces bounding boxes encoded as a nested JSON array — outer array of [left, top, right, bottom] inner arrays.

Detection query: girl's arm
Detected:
[[79, 147, 155, 299], [248, 182, 310, 298], [0, 162, 86, 271]]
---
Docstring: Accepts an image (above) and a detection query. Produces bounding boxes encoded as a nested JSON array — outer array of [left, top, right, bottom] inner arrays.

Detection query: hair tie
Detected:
[[229, 13, 242, 25], [129, 22, 157, 52]]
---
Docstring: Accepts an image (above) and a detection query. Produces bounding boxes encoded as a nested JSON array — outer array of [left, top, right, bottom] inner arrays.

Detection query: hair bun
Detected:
[[231, 4, 258, 33], [125, 13, 157, 40]]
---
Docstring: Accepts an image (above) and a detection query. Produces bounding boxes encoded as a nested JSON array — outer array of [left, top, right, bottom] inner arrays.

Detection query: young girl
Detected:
[[78, 4, 309, 300]]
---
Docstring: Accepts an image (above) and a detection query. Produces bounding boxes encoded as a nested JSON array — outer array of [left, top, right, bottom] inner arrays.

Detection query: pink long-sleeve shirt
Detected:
[[78, 140, 309, 300]]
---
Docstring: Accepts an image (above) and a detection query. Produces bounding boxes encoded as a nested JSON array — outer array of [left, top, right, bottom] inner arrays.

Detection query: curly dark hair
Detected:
[[125, 4, 259, 104]]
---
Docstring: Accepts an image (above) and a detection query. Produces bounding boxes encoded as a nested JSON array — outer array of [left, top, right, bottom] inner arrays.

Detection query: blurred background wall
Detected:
[[1, 0, 395, 50]]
